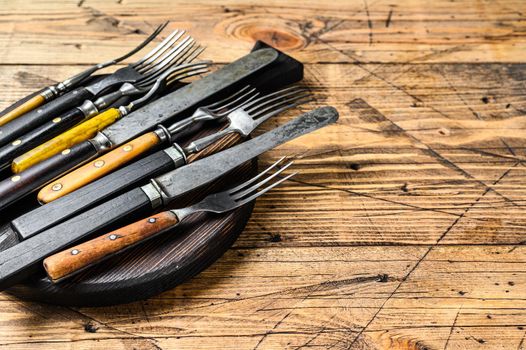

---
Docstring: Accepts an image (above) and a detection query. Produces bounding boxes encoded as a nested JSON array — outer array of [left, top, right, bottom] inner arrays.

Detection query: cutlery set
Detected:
[[0, 23, 338, 302]]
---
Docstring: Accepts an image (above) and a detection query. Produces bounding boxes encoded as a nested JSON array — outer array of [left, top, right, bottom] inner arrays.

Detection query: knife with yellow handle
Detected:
[[0, 23, 166, 127], [37, 86, 310, 203]]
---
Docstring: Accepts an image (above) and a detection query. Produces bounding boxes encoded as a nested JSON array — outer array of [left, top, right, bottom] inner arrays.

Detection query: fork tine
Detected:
[[231, 161, 294, 201], [245, 87, 308, 115], [238, 171, 297, 204], [210, 88, 259, 115], [249, 96, 314, 128], [138, 35, 193, 74], [228, 157, 286, 193], [238, 86, 305, 112], [248, 92, 312, 119], [133, 29, 184, 68], [137, 39, 201, 83], [204, 86, 251, 109], [166, 66, 209, 85]]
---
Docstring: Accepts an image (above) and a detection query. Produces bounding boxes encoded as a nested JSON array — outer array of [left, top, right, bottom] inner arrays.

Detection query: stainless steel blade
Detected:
[[153, 106, 339, 204], [103, 48, 279, 146]]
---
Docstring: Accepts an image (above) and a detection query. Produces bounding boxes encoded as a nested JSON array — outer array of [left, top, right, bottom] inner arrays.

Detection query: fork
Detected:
[[0, 22, 169, 127], [6, 44, 206, 173], [42, 157, 295, 282], [38, 85, 311, 203], [0, 28, 195, 148]]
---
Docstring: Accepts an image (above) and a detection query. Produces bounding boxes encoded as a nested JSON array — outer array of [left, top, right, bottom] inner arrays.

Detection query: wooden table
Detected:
[[1, 0, 525, 348]]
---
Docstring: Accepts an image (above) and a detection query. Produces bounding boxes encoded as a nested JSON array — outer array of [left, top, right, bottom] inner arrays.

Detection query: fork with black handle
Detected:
[[0, 22, 168, 127], [0, 28, 189, 148], [43, 158, 295, 283]]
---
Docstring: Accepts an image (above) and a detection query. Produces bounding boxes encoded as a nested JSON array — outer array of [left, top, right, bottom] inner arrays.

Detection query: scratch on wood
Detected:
[[444, 307, 462, 350], [363, 0, 374, 45], [385, 9, 393, 27]]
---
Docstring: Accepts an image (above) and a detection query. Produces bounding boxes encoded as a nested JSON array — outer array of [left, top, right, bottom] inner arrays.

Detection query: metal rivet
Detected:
[[73, 91, 78, 95], [109, 234, 118, 240], [71, 249, 80, 255], [37, 109, 43, 114], [94, 160, 105, 168], [123, 145, 133, 152], [62, 149, 71, 155], [52, 117, 61, 123], [12, 140, 21, 146], [11, 175, 21, 182], [148, 218, 156, 223], [52, 183, 63, 191]]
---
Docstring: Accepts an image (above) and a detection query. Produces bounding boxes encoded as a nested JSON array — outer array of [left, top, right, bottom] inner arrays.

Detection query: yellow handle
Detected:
[[38, 132, 162, 203], [12, 108, 122, 173], [0, 94, 46, 126]]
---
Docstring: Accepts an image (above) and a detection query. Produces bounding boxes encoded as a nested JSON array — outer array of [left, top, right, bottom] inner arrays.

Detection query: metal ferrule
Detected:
[[41, 86, 58, 100], [89, 132, 112, 152], [78, 100, 99, 118], [162, 143, 187, 167], [118, 105, 130, 116], [154, 125, 171, 144], [139, 183, 163, 209]]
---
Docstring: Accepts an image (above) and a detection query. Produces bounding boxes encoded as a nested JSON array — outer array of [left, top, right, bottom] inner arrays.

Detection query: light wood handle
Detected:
[[38, 132, 162, 203], [12, 108, 121, 173], [43, 211, 179, 283], [0, 94, 46, 126]]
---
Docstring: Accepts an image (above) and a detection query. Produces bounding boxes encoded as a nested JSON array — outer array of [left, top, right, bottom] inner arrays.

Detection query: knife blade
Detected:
[[0, 106, 338, 291]]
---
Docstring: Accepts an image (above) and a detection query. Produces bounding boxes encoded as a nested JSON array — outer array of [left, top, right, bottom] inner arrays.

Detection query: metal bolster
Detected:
[[163, 143, 187, 167], [41, 86, 58, 100], [78, 100, 99, 118], [90, 132, 112, 152], [140, 183, 163, 209], [154, 125, 171, 144]]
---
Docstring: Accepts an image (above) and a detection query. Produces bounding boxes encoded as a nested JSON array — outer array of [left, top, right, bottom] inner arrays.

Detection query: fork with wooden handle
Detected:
[[37, 85, 310, 203], [0, 22, 168, 127], [43, 158, 295, 283]]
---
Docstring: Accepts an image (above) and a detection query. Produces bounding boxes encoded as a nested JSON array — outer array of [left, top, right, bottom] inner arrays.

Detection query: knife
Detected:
[[0, 43, 303, 210], [0, 106, 338, 291]]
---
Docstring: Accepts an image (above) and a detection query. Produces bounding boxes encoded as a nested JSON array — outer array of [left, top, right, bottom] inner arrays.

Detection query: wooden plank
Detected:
[[0, 0, 526, 348]]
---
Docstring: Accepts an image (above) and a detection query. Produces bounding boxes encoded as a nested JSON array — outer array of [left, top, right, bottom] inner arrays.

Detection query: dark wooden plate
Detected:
[[6, 159, 257, 307]]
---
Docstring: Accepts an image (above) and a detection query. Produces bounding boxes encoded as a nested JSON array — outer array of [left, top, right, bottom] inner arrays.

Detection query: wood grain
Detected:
[[1, 0, 526, 349]]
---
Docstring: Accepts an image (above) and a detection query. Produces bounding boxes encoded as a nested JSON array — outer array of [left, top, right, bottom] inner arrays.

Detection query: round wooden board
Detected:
[[6, 160, 257, 307]]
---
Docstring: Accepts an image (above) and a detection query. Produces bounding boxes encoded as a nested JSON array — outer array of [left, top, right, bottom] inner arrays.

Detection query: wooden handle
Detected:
[[12, 108, 121, 173], [43, 211, 178, 282], [0, 94, 46, 126], [38, 132, 162, 203]]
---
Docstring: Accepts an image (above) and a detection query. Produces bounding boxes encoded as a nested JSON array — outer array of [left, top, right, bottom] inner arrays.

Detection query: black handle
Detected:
[[0, 87, 93, 147], [0, 108, 86, 169], [0, 186, 154, 291], [12, 149, 175, 241], [0, 140, 98, 210]]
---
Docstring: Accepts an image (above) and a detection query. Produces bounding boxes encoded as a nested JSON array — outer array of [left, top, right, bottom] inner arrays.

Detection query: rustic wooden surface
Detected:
[[0, 0, 525, 349]]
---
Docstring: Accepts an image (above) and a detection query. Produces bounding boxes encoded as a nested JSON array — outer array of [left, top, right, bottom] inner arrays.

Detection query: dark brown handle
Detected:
[[43, 211, 179, 282]]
